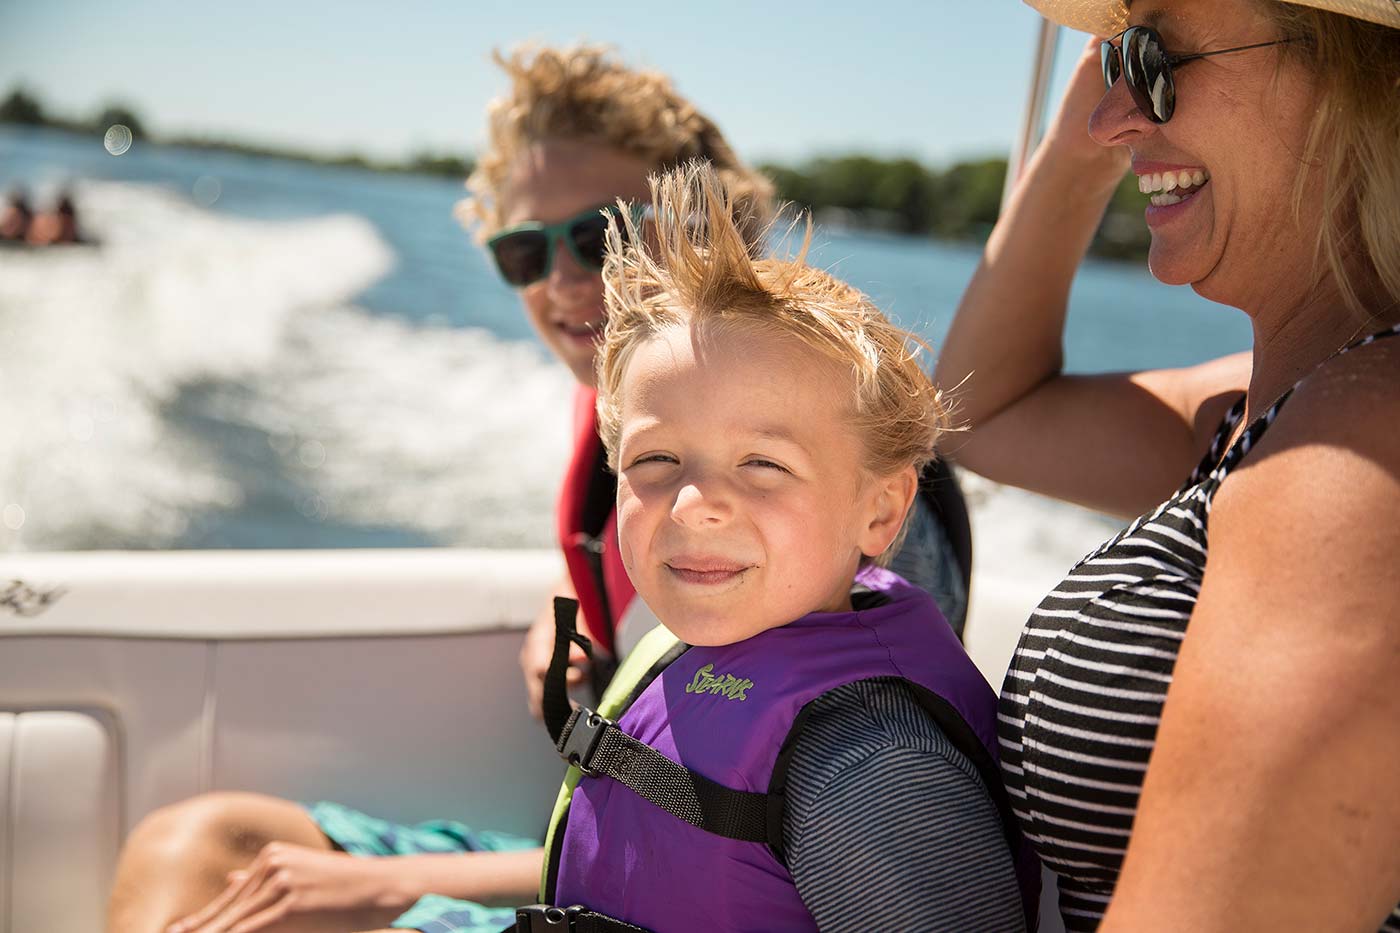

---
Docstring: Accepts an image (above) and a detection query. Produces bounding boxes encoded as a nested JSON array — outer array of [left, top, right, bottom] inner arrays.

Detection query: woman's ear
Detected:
[[857, 465, 919, 558]]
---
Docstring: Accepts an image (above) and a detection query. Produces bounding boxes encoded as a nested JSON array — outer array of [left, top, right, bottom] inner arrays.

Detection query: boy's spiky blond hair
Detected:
[[457, 44, 773, 244], [596, 161, 948, 493]]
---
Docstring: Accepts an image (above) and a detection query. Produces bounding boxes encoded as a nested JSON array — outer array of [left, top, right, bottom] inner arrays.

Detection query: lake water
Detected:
[[0, 126, 1252, 554]]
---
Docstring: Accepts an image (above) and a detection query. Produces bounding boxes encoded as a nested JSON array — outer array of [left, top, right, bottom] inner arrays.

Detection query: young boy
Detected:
[[526, 163, 1037, 933]]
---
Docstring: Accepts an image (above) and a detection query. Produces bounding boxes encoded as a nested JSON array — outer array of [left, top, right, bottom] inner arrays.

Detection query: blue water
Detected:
[[0, 126, 1251, 552]]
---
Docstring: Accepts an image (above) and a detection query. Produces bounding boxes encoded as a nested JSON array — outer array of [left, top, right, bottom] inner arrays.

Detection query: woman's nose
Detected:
[[1088, 75, 1154, 148]]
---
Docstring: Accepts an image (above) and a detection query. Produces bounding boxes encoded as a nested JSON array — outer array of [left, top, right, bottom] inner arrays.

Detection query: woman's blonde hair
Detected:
[[1268, 6, 1400, 316], [458, 44, 774, 244], [595, 161, 947, 529]]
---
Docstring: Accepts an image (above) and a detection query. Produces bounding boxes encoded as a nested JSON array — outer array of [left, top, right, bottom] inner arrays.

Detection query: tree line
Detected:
[[2, 86, 1149, 260], [0, 87, 471, 179], [761, 155, 1149, 261]]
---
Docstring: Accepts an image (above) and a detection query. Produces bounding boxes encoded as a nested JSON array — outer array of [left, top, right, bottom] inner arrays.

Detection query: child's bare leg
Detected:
[[106, 791, 331, 933]]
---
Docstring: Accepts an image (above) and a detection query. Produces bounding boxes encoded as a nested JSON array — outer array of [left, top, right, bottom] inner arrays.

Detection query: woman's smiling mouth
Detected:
[[1137, 166, 1211, 207]]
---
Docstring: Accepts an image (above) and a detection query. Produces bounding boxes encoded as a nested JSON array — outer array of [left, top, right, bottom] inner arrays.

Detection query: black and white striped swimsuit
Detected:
[[998, 323, 1400, 931]]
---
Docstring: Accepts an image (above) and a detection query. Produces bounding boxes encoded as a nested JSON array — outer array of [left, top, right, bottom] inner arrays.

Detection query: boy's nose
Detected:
[[670, 482, 731, 527]]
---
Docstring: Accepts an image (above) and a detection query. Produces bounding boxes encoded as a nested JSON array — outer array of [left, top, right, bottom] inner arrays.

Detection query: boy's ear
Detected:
[[858, 465, 919, 558]]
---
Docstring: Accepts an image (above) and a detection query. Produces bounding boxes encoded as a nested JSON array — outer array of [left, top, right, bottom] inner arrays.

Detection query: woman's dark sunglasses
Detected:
[[1100, 26, 1291, 124], [487, 203, 641, 288]]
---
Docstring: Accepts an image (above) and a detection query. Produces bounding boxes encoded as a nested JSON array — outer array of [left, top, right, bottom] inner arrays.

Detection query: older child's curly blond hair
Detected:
[[596, 161, 948, 497], [458, 44, 773, 245]]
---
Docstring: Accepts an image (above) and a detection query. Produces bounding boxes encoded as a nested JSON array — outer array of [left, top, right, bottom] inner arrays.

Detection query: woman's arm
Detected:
[[935, 42, 1249, 517], [1100, 360, 1400, 930]]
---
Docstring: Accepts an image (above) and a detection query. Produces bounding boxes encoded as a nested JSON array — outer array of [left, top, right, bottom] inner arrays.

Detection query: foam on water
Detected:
[[214, 305, 574, 548], [0, 175, 1116, 571], [0, 181, 573, 550]]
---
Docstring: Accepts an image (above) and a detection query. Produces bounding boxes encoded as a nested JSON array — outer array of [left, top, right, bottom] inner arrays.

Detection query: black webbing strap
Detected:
[[544, 598, 772, 844], [542, 597, 593, 747], [920, 457, 972, 599], [919, 457, 972, 639], [555, 705, 772, 841], [510, 904, 653, 933], [579, 441, 620, 699]]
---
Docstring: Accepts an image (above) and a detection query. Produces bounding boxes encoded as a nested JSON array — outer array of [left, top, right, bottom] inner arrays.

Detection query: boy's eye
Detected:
[[628, 453, 678, 468], [742, 458, 790, 474]]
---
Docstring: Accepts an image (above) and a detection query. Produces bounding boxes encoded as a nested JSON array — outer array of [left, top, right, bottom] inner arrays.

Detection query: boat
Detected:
[[0, 20, 1070, 932]]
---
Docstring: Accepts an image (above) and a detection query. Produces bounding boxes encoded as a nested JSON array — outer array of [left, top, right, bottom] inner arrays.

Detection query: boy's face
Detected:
[[615, 321, 909, 646]]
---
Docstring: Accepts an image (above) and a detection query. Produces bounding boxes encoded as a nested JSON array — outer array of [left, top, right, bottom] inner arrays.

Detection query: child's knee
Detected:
[[128, 791, 316, 863]]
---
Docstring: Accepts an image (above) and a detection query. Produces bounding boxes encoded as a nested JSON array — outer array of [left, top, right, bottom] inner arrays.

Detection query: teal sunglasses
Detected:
[[486, 202, 642, 288]]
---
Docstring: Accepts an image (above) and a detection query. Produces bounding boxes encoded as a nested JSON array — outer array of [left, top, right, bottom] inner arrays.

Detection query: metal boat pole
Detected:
[[1001, 18, 1062, 211]]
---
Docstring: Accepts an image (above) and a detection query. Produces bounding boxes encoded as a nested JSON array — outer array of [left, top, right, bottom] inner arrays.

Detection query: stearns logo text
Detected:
[[684, 664, 754, 702]]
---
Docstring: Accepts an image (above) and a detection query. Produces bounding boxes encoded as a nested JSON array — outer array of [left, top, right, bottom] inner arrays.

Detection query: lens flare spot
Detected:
[[298, 439, 327, 469], [193, 175, 222, 206], [296, 493, 328, 521], [2, 504, 25, 531], [103, 124, 133, 156]]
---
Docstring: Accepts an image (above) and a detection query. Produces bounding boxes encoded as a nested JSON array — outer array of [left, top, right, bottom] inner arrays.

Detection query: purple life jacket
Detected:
[[542, 566, 1040, 932]]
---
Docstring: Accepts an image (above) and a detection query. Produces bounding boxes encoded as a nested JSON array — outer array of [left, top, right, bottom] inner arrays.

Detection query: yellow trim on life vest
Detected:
[[538, 622, 684, 900]]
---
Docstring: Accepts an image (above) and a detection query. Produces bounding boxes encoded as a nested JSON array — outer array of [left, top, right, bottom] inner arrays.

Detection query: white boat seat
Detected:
[[0, 549, 566, 933]]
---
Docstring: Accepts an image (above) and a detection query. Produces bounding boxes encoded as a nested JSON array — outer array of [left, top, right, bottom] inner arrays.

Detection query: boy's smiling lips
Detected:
[[664, 556, 753, 586]]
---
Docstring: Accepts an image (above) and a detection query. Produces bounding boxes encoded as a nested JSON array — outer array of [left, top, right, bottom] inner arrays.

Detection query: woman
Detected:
[[935, 0, 1400, 929], [110, 46, 974, 933]]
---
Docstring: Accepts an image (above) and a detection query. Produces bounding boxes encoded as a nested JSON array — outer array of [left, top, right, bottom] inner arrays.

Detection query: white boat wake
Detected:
[[0, 181, 573, 551]]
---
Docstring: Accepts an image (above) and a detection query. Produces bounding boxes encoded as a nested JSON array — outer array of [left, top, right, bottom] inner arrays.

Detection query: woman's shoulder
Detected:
[[1260, 329, 1400, 462], [1206, 329, 1400, 617]]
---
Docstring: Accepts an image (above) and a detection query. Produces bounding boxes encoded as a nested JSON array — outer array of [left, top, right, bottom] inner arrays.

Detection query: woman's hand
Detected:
[[933, 32, 1221, 515], [166, 843, 412, 933], [1042, 36, 1131, 182]]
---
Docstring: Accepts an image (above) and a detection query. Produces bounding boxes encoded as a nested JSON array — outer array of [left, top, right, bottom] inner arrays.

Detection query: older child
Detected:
[[527, 162, 1037, 933]]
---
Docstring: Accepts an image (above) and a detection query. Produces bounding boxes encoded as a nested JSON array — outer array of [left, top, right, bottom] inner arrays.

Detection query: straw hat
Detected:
[[1024, 0, 1400, 34]]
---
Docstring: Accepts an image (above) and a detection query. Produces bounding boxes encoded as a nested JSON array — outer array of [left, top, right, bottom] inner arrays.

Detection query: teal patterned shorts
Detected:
[[304, 801, 538, 933]]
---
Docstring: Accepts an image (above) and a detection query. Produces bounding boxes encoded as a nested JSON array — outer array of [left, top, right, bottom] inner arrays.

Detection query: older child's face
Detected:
[[501, 139, 655, 387], [615, 322, 909, 646]]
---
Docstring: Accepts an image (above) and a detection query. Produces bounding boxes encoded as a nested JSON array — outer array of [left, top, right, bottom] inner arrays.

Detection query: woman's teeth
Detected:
[[1139, 168, 1209, 206]]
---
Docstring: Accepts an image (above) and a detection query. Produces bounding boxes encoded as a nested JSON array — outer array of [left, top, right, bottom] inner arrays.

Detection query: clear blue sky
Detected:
[[0, 0, 1088, 166]]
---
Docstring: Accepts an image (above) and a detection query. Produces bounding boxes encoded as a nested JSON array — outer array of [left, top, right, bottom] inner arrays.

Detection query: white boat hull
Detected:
[[0, 548, 565, 932]]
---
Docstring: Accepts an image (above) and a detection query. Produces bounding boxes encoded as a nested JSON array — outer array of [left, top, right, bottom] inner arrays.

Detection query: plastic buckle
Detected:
[[515, 905, 582, 932], [559, 708, 614, 775]]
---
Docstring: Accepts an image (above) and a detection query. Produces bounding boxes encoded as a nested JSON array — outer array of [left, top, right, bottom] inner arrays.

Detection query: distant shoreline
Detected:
[[0, 120, 473, 180], [1, 91, 1152, 263]]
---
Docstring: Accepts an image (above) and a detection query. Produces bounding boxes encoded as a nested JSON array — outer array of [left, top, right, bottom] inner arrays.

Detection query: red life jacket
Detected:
[[556, 386, 635, 656]]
